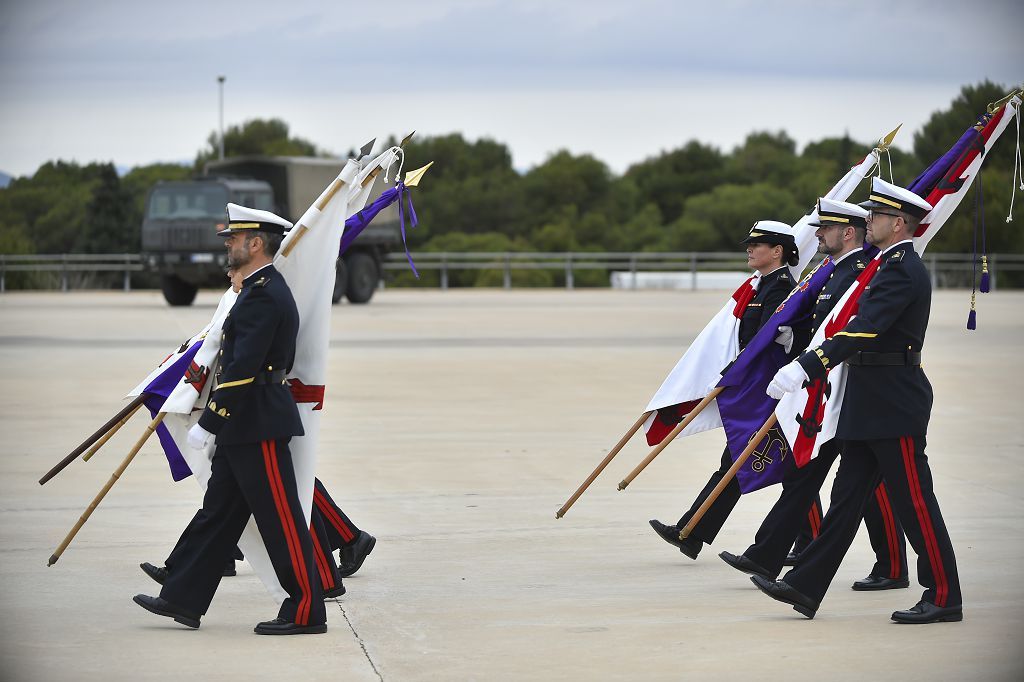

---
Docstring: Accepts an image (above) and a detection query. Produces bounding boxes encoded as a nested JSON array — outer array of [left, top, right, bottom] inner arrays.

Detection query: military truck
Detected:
[[142, 156, 399, 306]]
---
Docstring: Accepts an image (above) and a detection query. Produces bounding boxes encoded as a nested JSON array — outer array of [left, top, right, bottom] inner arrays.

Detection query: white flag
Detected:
[[642, 150, 881, 445]]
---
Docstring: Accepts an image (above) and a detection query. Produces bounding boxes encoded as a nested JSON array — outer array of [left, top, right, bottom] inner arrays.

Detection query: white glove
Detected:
[[774, 325, 794, 354], [187, 423, 213, 450], [766, 361, 809, 400]]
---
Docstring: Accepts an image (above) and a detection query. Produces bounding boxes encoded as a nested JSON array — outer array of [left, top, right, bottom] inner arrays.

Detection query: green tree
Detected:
[[624, 141, 725, 224], [0, 161, 106, 253], [521, 150, 612, 227], [78, 164, 135, 252], [662, 182, 803, 252], [400, 134, 526, 240], [195, 118, 321, 168], [725, 131, 800, 187]]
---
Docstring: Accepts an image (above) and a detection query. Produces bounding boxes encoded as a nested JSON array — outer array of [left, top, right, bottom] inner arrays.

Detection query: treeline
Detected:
[[1, 82, 1020, 268]]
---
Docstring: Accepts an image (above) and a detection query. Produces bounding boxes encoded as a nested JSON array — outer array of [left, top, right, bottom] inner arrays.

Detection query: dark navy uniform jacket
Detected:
[[796, 240, 932, 440], [739, 266, 793, 350], [793, 248, 868, 350], [198, 264, 305, 445]]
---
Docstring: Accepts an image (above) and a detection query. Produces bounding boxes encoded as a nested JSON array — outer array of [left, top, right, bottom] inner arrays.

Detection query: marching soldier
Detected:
[[649, 221, 815, 559], [134, 204, 327, 634], [139, 267, 375, 599], [754, 177, 962, 623], [719, 199, 908, 588], [222, 268, 376, 577]]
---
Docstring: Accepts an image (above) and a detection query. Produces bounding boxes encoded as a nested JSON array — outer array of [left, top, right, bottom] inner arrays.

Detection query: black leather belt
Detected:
[[847, 351, 921, 367], [253, 369, 288, 384]]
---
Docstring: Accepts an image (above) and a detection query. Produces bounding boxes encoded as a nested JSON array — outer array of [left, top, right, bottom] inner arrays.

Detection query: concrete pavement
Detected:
[[1, 288, 1022, 681]]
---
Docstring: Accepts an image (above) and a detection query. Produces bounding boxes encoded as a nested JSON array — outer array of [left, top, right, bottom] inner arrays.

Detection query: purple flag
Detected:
[[906, 116, 985, 200], [142, 342, 201, 481], [715, 258, 835, 492], [340, 182, 420, 277]]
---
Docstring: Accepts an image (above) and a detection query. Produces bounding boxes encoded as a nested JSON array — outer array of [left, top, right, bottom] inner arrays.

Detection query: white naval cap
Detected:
[[218, 203, 293, 237], [859, 177, 933, 219], [810, 198, 869, 228], [740, 220, 796, 248]]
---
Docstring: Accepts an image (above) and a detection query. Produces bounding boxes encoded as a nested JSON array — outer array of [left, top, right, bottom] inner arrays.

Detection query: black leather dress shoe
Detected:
[[852, 574, 910, 591], [254, 618, 328, 635], [891, 600, 963, 624], [338, 531, 377, 578], [649, 520, 701, 560], [323, 583, 347, 600], [750, 575, 819, 619], [222, 560, 237, 577], [782, 551, 801, 567], [133, 594, 201, 629], [140, 562, 169, 585], [719, 551, 774, 580]]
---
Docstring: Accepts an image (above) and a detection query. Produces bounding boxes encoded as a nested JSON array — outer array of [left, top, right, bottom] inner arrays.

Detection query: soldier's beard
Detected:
[[226, 246, 252, 270]]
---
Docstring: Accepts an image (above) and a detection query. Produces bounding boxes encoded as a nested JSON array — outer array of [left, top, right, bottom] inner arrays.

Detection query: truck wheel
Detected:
[[161, 275, 198, 306], [345, 252, 377, 304], [332, 259, 348, 304]]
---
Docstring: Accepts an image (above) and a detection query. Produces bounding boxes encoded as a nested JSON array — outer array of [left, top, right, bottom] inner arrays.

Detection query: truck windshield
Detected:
[[146, 185, 229, 220], [231, 191, 274, 212]]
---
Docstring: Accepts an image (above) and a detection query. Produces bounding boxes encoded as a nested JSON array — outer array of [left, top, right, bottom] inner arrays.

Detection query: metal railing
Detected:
[[0, 253, 144, 292], [2, 251, 1023, 291], [383, 251, 1024, 290]]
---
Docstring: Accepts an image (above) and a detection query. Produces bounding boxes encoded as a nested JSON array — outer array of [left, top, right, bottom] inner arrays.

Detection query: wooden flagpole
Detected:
[[556, 411, 652, 519], [39, 394, 150, 485], [617, 388, 724, 491], [48, 412, 166, 566], [678, 414, 777, 540], [82, 401, 145, 462]]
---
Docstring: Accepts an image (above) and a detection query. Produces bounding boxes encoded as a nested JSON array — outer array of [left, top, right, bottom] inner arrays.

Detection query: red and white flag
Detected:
[[776, 97, 1021, 464], [643, 149, 882, 445]]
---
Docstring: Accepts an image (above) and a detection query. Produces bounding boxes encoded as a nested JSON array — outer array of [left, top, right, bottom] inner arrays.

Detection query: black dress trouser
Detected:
[[167, 486, 347, 594], [784, 436, 960, 607], [313, 478, 362, 551], [743, 440, 908, 578], [161, 438, 326, 625]]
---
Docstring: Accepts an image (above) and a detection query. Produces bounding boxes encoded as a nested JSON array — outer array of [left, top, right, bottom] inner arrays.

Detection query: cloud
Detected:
[[1, 0, 1021, 176]]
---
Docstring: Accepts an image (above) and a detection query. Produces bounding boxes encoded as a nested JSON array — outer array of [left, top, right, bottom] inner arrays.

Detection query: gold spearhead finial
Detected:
[[404, 161, 434, 187], [987, 86, 1024, 114], [876, 123, 902, 151]]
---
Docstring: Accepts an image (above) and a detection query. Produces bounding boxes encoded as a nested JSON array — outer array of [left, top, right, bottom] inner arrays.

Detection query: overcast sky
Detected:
[[1, 0, 1021, 178]]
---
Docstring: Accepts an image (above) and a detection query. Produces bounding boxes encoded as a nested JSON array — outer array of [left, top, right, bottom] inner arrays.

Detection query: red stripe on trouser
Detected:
[[269, 440, 313, 624], [262, 440, 312, 625], [310, 523, 334, 589], [874, 483, 901, 579], [900, 436, 948, 606], [314, 489, 355, 543], [807, 502, 821, 538]]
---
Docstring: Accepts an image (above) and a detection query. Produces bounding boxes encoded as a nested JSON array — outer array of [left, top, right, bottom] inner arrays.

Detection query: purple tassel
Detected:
[[966, 309, 977, 330], [980, 271, 990, 293]]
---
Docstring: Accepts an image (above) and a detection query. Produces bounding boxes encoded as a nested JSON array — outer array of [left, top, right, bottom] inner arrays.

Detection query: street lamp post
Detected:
[[217, 75, 226, 160]]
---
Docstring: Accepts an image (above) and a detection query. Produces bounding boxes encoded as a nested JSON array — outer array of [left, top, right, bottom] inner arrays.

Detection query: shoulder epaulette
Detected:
[[888, 249, 905, 262]]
